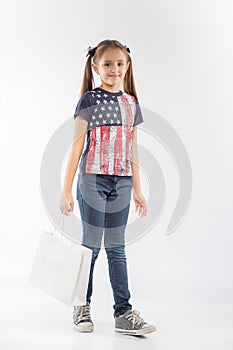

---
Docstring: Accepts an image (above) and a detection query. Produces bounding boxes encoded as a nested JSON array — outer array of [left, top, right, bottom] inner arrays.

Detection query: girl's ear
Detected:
[[92, 63, 99, 75], [126, 61, 130, 71]]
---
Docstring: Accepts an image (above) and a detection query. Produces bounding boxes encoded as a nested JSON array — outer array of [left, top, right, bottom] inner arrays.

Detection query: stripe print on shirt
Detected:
[[85, 92, 136, 176]]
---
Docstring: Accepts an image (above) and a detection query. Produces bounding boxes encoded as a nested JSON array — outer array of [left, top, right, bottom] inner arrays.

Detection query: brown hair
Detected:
[[79, 39, 139, 100]]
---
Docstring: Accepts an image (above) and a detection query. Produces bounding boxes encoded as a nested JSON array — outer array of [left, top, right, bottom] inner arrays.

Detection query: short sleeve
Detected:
[[74, 92, 93, 123], [133, 98, 144, 127]]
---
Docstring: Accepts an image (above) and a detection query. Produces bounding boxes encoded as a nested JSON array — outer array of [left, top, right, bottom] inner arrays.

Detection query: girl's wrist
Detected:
[[63, 188, 72, 196], [133, 186, 142, 194]]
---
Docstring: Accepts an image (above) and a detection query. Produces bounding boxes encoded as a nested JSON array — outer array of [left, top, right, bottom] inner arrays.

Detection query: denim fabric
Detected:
[[76, 173, 133, 317]]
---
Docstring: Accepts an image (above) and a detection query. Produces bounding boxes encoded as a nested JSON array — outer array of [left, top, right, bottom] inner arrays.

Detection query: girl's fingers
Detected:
[[134, 198, 147, 217], [140, 205, 147, 217]]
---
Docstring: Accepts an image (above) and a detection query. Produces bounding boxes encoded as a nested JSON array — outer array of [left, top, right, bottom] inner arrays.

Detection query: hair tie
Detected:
[[86, 46, 97, 57], [124, 45, 131, 54]]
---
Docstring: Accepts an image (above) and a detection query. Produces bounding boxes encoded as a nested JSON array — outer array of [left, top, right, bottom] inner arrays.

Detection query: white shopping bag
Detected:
[[29, 215, 92, 306]]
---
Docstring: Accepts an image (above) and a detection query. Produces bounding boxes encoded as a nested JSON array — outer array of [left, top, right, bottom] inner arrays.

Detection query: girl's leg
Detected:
[[76, 174, 106, 303], [103, 176, 133, 317]]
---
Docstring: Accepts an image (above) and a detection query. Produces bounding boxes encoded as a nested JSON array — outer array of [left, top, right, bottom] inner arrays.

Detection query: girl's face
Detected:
[[92, 48, 130, 89]]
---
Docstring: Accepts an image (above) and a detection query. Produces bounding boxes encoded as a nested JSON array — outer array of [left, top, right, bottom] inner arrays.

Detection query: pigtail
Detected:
[[79, 55, 95, 97], [123, 55, 139, 100]]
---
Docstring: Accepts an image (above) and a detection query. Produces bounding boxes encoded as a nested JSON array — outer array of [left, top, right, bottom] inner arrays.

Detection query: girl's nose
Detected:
[[111, 64, 118, 72]]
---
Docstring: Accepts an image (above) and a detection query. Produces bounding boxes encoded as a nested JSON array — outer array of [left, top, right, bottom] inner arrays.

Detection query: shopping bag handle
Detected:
[[48, 213, 82, 245], [51, 213, 65, 236]]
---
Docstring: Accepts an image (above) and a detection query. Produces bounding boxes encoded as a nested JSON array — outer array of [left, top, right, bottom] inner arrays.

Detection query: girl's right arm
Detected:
[[60, 117, 88, 215]]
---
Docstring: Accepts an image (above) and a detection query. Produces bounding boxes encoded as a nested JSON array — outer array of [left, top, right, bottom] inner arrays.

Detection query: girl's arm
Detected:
[[131, 126, 142, 193], [131, 126, 147, 217], [62, 117, 87, 194]]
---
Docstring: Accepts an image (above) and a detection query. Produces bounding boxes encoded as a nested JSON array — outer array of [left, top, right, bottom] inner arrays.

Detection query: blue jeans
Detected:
[[76, 173, 133, 317]]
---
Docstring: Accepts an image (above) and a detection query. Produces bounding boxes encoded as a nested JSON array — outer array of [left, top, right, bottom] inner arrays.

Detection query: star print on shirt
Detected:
[[89, 90, 122, 128]]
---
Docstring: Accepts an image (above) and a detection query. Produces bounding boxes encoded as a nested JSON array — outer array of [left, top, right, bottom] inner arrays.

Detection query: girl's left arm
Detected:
[[131, 126, 141, 192], [131, 126, 147, 217]]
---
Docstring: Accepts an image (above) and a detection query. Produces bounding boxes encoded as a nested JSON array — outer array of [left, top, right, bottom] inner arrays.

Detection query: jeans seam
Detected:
[[108, 251, 115, 287]]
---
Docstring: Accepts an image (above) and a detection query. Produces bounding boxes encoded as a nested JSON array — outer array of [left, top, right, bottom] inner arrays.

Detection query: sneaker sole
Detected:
[[115, 325, 156, 336], [73, 324, 94, 333]]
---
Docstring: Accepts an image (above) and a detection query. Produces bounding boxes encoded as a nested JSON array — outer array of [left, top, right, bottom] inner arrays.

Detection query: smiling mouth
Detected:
[[109, 75, 119, 77]]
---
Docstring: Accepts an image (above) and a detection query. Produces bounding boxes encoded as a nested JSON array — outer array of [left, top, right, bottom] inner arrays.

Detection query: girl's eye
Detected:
[[104, 63, 124, 66]]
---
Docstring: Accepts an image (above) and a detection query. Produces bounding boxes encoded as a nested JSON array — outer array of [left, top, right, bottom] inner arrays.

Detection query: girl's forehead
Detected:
[[100, 48, 126, 61]]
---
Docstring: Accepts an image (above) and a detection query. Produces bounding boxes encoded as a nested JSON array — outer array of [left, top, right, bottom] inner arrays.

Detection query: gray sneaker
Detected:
[[73, 302, 94, 332], [115, 310, 156, 336]]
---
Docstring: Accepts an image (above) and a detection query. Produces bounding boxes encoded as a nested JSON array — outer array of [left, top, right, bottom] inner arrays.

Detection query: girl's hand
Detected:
[[60, 191, 74, 216], [132, 189, 147, 217]]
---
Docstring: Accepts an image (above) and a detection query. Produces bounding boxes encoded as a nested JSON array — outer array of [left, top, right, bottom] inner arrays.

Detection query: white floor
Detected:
[[1, 274, 233, 350]]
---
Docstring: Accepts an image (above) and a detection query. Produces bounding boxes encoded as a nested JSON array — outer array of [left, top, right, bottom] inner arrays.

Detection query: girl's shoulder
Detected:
[[122, 91, 139, 107], [80, 89, 103, 103], [77, 90, 95, 106]]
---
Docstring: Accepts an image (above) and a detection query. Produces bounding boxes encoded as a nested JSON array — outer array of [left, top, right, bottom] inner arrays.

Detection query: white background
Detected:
[[1, 0, 233, 349]]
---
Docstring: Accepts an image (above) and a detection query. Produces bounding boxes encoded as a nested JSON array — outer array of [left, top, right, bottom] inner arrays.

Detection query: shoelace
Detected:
[[125, 310, 145, 327], [74, 304, 91, 322]]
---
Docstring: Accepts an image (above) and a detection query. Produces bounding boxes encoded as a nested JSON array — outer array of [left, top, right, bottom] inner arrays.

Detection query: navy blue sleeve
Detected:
[[74, 92, 93, 123], [133, 98, 144, 127]]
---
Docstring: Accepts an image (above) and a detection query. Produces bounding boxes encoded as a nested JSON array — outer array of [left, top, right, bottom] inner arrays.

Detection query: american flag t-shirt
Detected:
[[74, 87, 144, 176]]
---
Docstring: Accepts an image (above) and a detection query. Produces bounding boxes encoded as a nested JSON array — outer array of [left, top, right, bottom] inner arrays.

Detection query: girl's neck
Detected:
[[98, 84, 121, 93]]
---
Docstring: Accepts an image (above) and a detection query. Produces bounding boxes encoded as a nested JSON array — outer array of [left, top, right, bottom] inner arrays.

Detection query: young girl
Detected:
[[60, 39, 156, 336]]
